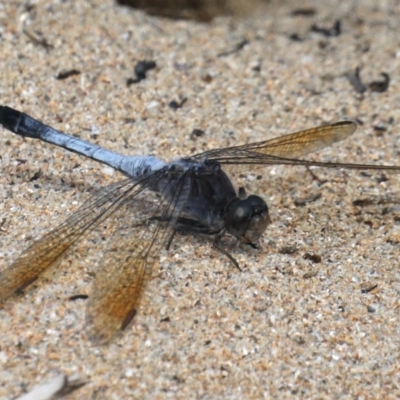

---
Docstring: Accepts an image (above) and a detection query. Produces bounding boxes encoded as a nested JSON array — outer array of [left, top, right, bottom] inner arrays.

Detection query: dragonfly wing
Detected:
[[194, 121, 357, 163], [85, 169, 192, 345], [244, 121, 357, 159], [0, 178, 142, 302], [195, 121, 400, 171]]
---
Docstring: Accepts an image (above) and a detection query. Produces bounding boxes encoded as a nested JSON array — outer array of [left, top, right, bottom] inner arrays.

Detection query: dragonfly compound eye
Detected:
[[225, 195, 271, 244]]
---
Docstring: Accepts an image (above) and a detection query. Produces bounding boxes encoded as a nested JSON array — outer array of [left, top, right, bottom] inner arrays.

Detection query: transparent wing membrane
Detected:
[[0, 178, 139, 302], [85, 170, 192, 344], [194, 121, 400, 171], [0, 166, 193, 344], [195, 121, 357, 160]]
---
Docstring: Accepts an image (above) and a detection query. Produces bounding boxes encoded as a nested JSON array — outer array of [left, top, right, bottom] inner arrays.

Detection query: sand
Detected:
[[0, 0, 399, 398]]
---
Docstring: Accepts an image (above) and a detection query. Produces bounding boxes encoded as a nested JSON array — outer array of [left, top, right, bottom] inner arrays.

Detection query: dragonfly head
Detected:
[[225, 195, 271, 245]]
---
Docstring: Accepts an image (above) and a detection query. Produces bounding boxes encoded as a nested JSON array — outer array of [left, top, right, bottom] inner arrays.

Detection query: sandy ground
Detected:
[[0, 0, 400, 399]]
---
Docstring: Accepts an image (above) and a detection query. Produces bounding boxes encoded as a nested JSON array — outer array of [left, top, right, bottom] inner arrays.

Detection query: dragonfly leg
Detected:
[[212, 233, 242, 271]]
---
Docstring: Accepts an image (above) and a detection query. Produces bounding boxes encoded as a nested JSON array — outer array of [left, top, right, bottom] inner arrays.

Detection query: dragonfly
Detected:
[[0, 105, 399, 344]]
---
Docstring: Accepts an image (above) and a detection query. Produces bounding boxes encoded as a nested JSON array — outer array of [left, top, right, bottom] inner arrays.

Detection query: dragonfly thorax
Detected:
[[224, 195, 271, 245]]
